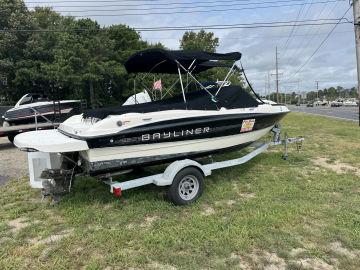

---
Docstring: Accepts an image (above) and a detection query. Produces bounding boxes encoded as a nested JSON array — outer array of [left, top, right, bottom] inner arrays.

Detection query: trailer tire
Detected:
[[7, 135, 15, 144], [166, 167, 204, 206]]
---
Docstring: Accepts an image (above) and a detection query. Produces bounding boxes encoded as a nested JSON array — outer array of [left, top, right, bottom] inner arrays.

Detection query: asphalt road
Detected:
[[288, 105, 359, 122]]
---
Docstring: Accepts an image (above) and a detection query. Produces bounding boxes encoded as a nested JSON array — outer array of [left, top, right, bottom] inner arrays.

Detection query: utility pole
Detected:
[[264, 74, 268, 99], [267, 71, 271, 100], [352, 0, 360, 125], [264, 81, 267, 99], [275, 46, 280, 103], [271, 47, 282, 103], [316, 81, 319, 99]]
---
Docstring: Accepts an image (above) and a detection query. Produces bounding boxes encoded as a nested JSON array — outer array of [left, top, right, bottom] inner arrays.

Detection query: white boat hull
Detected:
[[82, 125, 274, 163]]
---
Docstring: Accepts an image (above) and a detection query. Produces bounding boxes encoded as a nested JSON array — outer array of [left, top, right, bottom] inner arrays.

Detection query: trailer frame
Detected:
[[101, 126, 304, 205]]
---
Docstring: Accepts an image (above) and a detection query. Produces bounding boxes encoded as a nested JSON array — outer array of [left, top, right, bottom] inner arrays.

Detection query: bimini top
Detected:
[[124, 48, 242, 74]]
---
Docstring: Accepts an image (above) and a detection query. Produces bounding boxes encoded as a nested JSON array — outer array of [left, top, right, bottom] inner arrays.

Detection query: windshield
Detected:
[[15, 93, 48, 107]]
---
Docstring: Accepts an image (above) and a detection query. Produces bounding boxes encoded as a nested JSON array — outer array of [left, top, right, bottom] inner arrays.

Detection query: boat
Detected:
[[14, 49, 290, 176], [2, 93, 82, 127], [343, 98, 358, 107]]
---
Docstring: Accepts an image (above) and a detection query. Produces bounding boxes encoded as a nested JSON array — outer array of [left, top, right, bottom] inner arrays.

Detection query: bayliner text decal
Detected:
[[142, 127, 211, 141], [240, 119, 255, 132]]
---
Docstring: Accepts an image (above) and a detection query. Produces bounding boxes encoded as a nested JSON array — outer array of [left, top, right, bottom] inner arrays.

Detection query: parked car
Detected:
[[313, 100, 328, 106], [330, 101, 342, 107], [306, 103, 314, 107]]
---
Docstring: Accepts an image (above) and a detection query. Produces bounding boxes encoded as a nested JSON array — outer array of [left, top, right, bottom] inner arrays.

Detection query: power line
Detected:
[[284, 1, 344, 72], [137, 18, 349, 29], [26, 0, 309, 13], [284, 5, 352, 82], [282, 0, 307, 52], [283, 0, 336, 67], [301, 0, 316, 20], [26, 0, 239, 2], [282, 0, 316, 59], [286, 0, 315, 43], [25, 0, 305, 8], [138, 21, 351, 31], [24, 0, 304, 3], [0, 18, 351, 33], [142, 30, 353, 40], [53, 0, 343, 17]]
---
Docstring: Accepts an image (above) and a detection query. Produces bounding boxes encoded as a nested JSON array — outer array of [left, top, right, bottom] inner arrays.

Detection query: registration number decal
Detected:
[[240, 119, 255, 132]]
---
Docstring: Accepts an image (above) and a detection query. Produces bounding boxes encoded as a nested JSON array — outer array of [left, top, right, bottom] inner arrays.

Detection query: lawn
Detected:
[[0, 112, 360, 270]]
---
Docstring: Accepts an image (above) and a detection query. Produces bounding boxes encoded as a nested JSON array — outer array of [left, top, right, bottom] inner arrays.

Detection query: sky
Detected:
[[24, 0, 358, 95]]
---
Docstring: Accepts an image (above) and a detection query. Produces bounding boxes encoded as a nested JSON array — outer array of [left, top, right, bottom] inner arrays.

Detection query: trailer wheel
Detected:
[[7, 135, 15, 144], [166, 167, 204, 206]]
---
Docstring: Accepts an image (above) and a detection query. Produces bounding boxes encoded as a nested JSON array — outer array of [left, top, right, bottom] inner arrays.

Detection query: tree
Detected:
[[12, 8, 63, 98], [180, 29, 219, 52], [0, 0, 33, 103], [1, 1, 164, 107]]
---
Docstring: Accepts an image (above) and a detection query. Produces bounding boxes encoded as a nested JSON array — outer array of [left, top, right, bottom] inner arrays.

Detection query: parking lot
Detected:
[[288, 104, 359, 122]]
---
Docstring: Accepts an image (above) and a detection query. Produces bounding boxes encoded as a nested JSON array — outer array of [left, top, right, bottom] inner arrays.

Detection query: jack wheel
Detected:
[[166, 167, 204, 206]]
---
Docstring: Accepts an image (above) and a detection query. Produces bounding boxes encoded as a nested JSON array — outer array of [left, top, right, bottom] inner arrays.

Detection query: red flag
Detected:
[[153, 79, 162, 91]]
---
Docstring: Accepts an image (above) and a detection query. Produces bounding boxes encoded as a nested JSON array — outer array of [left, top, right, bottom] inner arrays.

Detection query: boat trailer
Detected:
[[102, 126, 303, 205], [27, 126, 303, 205]]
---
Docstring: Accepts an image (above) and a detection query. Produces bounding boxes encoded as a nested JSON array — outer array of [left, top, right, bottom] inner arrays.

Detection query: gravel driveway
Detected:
[[0, 137, 28, 185]]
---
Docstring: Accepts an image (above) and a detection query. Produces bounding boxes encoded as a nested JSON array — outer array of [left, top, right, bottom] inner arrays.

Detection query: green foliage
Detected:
[[306, 86, 359, 102], [265, 85, 359, 104], [0, 0, 34, 103], [0, 3, 246, 106], [0, 3, 156, 106], [180, 29, 219, 52]]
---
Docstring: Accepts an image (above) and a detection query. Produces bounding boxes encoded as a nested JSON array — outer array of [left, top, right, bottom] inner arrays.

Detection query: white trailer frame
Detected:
[[104, 127, 304, 197]]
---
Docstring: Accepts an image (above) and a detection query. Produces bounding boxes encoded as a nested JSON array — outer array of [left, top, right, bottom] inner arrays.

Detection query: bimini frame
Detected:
[[174, 59, 238, 103], [126, 49, 263, 105]]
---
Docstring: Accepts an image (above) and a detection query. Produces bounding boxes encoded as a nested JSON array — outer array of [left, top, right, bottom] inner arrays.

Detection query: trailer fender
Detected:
[[154, 159, 211, 187]]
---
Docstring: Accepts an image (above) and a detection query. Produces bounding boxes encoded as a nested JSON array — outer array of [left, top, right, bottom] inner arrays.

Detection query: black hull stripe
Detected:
[[83, 112, 288, 149], [4, 102, 81, 122]]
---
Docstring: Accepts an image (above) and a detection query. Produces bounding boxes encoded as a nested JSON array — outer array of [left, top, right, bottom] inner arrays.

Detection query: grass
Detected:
[[0, 112, 360, 269]]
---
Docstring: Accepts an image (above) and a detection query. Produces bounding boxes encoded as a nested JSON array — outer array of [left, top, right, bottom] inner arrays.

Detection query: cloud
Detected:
[[24, 0, 357, 93]]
